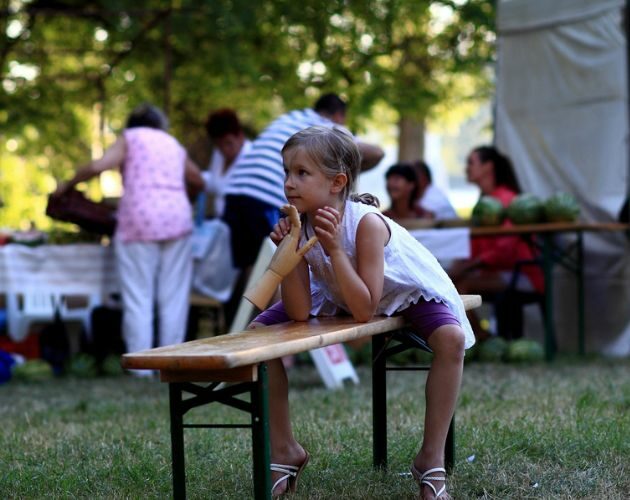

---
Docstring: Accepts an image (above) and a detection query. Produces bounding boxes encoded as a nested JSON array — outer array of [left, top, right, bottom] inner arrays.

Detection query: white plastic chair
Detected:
[[6, 289, 100, 342]]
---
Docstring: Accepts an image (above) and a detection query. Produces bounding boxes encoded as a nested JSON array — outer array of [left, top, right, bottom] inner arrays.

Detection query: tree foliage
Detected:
[[0, 0, 494, 229]]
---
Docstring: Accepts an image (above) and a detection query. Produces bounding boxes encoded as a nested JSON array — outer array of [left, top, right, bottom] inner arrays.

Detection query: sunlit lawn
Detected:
[[2, 358, 629, 499]]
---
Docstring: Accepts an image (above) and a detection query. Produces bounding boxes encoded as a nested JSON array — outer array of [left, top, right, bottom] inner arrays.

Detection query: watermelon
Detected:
[[506, 193, 544, 225], [504, 339, 544, 363], [12, 359, 54, 382], [65, 353, 98, 378], [477, 337, 508, 362], [544, 192, 580, 223], [471, 196, 504, 226], [101, 354, 124, 376]]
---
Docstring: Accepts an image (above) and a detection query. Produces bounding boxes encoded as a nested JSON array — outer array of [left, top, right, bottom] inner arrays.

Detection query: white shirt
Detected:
[[417, 184, 458, 220], [301, 200, 475, 349], [201, 139, 252, 217], [222, 109, 337, 208]]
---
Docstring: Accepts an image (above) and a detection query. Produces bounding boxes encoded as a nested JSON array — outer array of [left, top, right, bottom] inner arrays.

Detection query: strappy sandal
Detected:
[[270, 451, 310, 497], [410, 464, 448, 499]]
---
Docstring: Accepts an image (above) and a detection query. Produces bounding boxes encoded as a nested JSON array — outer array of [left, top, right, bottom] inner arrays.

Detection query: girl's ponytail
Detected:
[[350, 193, 380, 207]]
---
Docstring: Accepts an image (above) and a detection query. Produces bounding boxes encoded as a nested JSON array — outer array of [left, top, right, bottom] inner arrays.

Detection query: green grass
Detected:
[[1, 358, 629, 499]]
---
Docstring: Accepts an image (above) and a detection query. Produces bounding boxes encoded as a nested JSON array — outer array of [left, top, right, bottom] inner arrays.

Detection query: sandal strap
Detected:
[[415, 466, 447, 498], [421, 479, 446, 498], [420, 467, 446, 481], [270, 463, 299, 475], [270, 463, 298, 496]]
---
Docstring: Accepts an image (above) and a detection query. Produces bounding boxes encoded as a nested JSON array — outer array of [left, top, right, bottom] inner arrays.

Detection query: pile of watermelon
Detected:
[[543, 192, 580, 223], [506, 193, 544, 224], [467, 337, 544, 363], [8, 352, 125, 383], [471, 196, 504, 226], [507, 192, 580, 225], [504, 339, 544, 363], [473, 192, 580, 226], [65, 353, 99, 378], [12, 359, 55, 382]]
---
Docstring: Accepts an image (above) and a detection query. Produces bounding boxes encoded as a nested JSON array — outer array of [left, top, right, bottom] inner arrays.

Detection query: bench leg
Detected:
[[251, 363, 272, 500], [445, 415, 455, 471], [372, 334, 387, 469], [169, 383, 186, 500]]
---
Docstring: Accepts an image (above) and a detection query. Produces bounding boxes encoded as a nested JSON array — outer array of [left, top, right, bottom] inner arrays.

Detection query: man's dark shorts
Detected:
[[222, 194, 280, 269]]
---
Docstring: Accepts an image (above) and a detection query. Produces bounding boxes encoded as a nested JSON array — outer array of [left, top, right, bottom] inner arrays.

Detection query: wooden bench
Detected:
[[122, 294, 482, 499]]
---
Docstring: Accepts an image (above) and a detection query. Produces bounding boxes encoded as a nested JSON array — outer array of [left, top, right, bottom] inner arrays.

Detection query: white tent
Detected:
[[495, 0, 630, 355]]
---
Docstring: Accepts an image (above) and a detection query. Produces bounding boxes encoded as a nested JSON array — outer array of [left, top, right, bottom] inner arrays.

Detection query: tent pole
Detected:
[[625, 1, 630, 222]]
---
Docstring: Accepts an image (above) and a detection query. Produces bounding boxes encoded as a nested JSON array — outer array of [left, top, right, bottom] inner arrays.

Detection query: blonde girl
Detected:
[[249, 126, 475, 499]]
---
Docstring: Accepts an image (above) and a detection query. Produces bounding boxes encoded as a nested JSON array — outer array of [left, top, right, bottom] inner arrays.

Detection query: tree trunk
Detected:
[[398, 116, 425, 162]]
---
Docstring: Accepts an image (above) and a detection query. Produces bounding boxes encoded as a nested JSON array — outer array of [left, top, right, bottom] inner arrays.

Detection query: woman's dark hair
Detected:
[[385, 162, 419, 209], [473, 145, 521, 193], [412, 160, 432, 183], [126, 103, 169, 130], [313, 93, 347, 116], [205, 108, 243, 139]]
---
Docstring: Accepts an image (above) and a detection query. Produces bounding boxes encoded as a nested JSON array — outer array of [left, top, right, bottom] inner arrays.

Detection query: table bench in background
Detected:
[[122, 294, 482, 499], [401, 220, 630, 359]]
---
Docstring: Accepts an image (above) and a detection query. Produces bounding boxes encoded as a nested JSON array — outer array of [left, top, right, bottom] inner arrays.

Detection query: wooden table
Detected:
[[401, 220, 630, 359]]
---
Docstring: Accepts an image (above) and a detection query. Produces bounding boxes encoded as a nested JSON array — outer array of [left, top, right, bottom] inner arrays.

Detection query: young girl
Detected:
[[249, 126, 475, 499]]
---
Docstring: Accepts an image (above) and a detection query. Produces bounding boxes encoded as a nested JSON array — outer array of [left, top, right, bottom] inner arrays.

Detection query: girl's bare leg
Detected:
[[414, 324, 465, 499]]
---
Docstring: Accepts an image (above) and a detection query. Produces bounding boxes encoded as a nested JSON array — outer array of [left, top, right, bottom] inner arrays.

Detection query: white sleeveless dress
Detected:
[[301, 200, 475, 349]]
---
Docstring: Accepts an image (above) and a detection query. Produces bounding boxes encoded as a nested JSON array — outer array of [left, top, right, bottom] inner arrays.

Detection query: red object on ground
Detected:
[[0, 333, 41, 359]]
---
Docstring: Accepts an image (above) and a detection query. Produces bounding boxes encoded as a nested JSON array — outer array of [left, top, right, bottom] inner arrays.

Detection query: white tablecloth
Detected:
[[0, 244, 118, 295], [408, 227, 471, 261]]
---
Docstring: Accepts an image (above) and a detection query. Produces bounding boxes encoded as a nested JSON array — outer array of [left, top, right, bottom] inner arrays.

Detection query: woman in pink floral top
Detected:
[[56, 104, 203, 374]]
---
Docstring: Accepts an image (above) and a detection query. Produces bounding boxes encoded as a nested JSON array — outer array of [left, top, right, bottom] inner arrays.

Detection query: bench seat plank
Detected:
[[123, 316, 406, 371], [121, 295, 481, 372]]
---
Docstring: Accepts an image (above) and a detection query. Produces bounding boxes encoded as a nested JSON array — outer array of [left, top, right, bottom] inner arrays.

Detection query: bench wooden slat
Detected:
[[123, 316, 406, 371], [121, 295, 481, 372]]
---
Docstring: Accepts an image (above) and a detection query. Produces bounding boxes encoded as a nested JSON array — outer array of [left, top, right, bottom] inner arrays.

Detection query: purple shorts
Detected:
[[252, 297, 460, 342]]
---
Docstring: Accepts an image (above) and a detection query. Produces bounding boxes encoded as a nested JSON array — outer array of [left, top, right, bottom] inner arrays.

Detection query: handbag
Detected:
[[46, 189, 117, 235]]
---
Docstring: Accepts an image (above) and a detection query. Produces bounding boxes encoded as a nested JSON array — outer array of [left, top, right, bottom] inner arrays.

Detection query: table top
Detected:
[[398, 219, 630, 237], [0, 243, 118, 294]]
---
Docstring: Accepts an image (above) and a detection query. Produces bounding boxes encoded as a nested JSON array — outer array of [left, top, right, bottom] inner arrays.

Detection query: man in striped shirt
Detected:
[[222, 93, 384, 270]]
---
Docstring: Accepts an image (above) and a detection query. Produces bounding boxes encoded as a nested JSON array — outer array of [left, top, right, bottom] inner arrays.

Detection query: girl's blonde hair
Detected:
[[282, 126, 379, 207]]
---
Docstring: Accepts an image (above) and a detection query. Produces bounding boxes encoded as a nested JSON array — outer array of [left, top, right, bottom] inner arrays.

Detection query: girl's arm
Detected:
[[280, 258, 311, 321], [55, 137, 126, 194], [315, 208, 389, 322], [271, 217, 312, 321]]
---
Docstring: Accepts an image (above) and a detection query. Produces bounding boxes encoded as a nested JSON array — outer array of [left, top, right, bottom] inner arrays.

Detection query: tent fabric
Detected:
[[498, 0, 624, 33], [495, 0, 630, 356]]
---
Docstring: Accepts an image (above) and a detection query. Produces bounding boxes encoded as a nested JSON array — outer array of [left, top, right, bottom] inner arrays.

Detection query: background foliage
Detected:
[[0, 0, 495, 229]]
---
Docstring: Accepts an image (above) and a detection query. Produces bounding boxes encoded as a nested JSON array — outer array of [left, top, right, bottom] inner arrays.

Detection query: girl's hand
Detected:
[[313, 206, 342, 254], [270, 216, 292, 246]]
